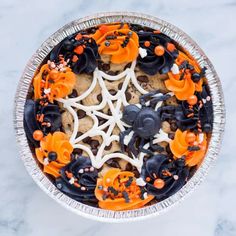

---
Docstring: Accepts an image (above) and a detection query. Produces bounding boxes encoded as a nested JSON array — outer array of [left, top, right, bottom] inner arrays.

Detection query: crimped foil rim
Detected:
[[13, 12, 225, 222]]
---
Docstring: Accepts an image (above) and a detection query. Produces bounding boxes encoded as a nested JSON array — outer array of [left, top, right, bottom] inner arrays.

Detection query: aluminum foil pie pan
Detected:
[[14, 12, 225, 222]]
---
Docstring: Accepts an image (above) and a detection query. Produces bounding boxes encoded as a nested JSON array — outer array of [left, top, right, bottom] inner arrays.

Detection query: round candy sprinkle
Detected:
[[167, 43, 176, 52], [48, 151, 57, 161], [144, 41, 151, 47], [154, 178, 165, 189], [74, 45, 84, 55], [154, 45, 165, 56], [187, 95, 198, 105], [33, 130, 43, 141]]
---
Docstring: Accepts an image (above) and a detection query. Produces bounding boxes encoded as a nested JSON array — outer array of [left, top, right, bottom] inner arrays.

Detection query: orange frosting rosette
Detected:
[[35, 131, 73, 177], [92, 23, 139, 64], [165, 51, 204, 100], [33, 63, 76, 102], [95, 168, 154, 211], [170, 129, 207, 167]]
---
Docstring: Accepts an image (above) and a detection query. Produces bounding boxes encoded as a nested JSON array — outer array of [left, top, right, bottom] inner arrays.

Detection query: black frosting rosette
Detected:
[[55, 156, 98, 204], [141, 154, 189, 200], [137, 31, 178, 75], [24, 99, 62, 146], [50, 32, 99, 74], [175, 85, 213, 133]]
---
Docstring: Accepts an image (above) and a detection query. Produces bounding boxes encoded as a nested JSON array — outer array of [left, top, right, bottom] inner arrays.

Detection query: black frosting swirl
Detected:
[[175, 85, 213, 132], [141, 154, 189, 200], [50, 32, 99, 74], [55, 156, 98, 204], [24, 99, 62, 146], [137, 31, 178, 75]]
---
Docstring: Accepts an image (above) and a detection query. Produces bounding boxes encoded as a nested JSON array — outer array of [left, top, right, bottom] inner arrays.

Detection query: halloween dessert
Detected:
[[24, 22, 213, 211]]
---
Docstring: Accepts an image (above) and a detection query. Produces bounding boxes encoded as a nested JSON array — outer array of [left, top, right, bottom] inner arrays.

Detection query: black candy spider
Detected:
[[119, 90, 175, 157]]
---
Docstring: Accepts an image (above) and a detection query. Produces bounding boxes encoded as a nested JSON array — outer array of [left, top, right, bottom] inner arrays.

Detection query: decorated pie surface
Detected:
[[24, 22, 213, 211]]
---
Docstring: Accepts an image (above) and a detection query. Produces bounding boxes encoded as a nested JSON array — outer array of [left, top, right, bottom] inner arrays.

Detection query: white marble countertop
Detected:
[[0, 0, 235, 235]]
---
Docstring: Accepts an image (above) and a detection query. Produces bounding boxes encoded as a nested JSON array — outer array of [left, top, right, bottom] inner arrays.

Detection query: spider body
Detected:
[[120, 91, 175, 157]]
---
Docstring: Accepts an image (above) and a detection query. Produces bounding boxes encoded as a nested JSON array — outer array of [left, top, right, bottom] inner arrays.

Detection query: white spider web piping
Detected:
[[57, 60, 171, 172]]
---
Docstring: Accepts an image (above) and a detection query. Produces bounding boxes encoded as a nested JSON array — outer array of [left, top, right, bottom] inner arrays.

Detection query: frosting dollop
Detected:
[[33, 63, 76, 103], [35, 132, 73, 177], [24, 99, 61, 146], [137, 31, 179, 75], [175, 85, 213, 132], [141, 154, 189, 200], [170, 129, 207, 166], [92, 23, 139, 64], [56, 156, 98, 204], [95, 168, 154, 211], [165, 52, 205, 100], [50, 33, 99, 74]]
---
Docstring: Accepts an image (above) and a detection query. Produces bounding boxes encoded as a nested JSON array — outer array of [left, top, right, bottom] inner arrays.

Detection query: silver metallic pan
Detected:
[[14, 12, 225, 222]]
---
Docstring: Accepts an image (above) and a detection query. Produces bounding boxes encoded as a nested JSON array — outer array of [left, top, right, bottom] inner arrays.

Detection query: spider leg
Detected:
[[149, 94, 172, 108], [119, 128, 132, 152], [139, 138, 154, 156], [149, 137, 165, 152], [156, 105, 176, 121], [139, 90, 162, 106], [127, 133, 139, 157]]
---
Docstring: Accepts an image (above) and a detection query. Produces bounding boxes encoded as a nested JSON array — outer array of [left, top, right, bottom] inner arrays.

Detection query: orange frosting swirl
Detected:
[[165, 52, 204, 100], [170, 129, 207, 167], [95, 168, 154, 211], [92, 23, 139, 64], [35, 131, 73, 177], [33, 63, 76, 102]]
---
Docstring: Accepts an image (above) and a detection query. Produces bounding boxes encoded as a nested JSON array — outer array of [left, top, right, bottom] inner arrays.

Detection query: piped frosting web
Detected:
[[57, 60, 171, 172]]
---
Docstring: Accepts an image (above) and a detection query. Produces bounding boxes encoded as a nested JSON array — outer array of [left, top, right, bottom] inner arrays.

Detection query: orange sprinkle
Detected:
[[72, 55, 79, 62], [144, 41, 151, 47], [66, 171, 73, 179], [33, 130, 43, 141], [154, 179, 165, 189], [154, 45, 165, 56], [167, 43, 176, 52], [74, 182, 81, 188], [75, 33, 82, 40], [38, 114, 44, 123], [153, 30, 161, 34], [146, 177, 151, 182], [74, 45, 84, 55], [187, 95, 198, 105]]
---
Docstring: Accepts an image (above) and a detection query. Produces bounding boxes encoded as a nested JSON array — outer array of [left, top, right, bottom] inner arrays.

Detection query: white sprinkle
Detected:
[[202, 98, 206, 104], [43, 158, 49, 166], [139, 47, 147, 58], [143, 192, 148, 199], [206, 96, 211, 101], [90, 167, 94, 172], [199, 133, 204, 143], [78, 169, 84, 174], [136, 178, 146, 186], [173, 175, 179, 180], [81, 186, 86, 191], [171, 63, 179, 75], [69, 177, 75, 184], [50, 62, 56, 69], [44, 88, 51, 94], [85, 168, 89, 172]]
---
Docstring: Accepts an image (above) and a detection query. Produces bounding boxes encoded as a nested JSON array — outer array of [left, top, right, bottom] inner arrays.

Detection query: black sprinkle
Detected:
[[188, 146, 201, 151], [125, 177, 133, 187], [122, 191, 130, 203]]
